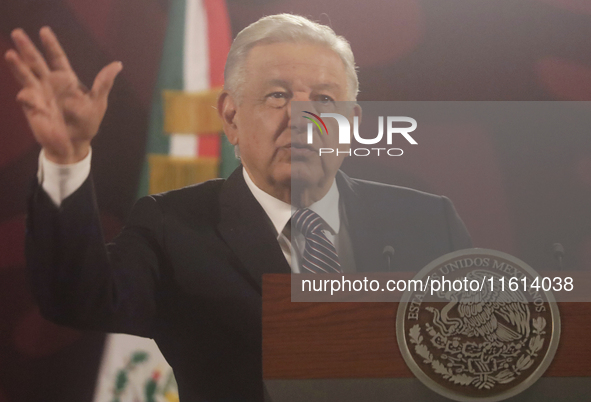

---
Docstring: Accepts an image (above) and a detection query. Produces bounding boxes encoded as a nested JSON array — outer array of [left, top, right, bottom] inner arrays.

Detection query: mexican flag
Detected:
[[93, 1, 236, 401], [137, 0, 238, 196]]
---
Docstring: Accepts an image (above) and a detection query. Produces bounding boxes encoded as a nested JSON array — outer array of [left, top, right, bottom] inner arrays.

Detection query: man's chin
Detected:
[[270, 161, 333, 190], [289, 162, 320, 183]]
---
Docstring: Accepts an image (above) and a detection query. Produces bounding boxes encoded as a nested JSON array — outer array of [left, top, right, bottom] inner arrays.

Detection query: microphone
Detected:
[[383, 246, 395, 271], [552, 243, 565, 271]]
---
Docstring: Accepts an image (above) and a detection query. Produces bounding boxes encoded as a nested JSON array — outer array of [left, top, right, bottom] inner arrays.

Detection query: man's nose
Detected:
[[286, 93, 313, 117], [288, 96, 314, 135], [290, 110, 309, 136]]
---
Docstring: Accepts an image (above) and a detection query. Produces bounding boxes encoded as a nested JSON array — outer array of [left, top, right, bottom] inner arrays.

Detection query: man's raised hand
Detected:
[[4, 26, 122, 164]]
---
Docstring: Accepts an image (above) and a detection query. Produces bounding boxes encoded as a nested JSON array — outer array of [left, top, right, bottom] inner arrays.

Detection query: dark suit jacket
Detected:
[[25, 166, 471, 402]]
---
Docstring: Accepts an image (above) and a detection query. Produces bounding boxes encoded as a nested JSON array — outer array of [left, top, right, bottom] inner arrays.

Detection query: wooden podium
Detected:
[[262, 274, 591, 402]]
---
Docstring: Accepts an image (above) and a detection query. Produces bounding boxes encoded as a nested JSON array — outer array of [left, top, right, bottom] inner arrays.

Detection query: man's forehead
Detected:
[[245, 43, 348, 89], [248, 41, 340, 59], [263, 78, 343, 91]]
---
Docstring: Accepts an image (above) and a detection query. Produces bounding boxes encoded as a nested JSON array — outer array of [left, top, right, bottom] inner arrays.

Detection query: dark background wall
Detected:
[[1, 0, 590, 401]]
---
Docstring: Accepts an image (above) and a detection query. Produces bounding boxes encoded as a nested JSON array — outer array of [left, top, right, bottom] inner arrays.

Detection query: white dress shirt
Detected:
[[37, 148, 92, 207], [242, 167, 341, 273]]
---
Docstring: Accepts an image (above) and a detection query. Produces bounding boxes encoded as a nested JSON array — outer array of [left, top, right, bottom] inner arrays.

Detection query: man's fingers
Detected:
[[16, 87, 44, 112], [39, 26, 73, 72], [10, 29, 51, 78], [4, 49, 39, 87], [90, 61, 123, 102]]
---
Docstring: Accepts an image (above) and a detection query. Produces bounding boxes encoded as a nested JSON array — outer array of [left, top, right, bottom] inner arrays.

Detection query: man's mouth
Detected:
[[289, 142, 316, 153]]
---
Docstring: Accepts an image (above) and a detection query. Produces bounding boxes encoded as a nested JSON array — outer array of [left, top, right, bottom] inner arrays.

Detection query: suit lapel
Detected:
[[218, 167, 291, 293], [336, 171, 391, 272]]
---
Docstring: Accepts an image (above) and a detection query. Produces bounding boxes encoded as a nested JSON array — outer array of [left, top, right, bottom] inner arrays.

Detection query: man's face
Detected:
[[220, 42, 355, 201]]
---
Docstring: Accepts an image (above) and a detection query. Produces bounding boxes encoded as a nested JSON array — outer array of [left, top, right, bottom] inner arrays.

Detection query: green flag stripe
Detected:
[[136, 0, 187, 198]]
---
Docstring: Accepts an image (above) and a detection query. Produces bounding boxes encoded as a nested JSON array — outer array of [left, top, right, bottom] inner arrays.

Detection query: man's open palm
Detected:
[[4, 26, 122, 164]]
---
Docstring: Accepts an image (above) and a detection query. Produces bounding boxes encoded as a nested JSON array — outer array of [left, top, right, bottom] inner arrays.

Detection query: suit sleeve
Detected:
[[25, 174, 164, 338], [441, 196, 473, 251]]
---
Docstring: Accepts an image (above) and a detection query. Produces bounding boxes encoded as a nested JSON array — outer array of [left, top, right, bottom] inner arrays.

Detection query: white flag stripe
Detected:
[[169, 0, 210, 157], [93, 334, 175, 401], [170, 133, 199, 157], [184, 0, 209, 92]]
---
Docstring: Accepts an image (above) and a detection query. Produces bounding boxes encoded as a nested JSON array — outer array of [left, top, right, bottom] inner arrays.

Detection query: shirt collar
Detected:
[[243, 167, 293, 238], [308, 178, 340, 234], [242, 167, 340, 238]]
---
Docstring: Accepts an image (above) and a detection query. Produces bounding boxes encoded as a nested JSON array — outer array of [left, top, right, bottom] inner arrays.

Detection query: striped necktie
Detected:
[[292, 208, 342, 273]]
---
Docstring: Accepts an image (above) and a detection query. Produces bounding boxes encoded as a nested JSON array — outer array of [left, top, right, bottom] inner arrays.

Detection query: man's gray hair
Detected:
[[224, 13, 359, 102]]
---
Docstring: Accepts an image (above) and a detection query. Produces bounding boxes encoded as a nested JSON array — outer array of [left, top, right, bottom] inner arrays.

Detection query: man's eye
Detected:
[[317, 95, 334, 103], [265, 92, 289, 107]]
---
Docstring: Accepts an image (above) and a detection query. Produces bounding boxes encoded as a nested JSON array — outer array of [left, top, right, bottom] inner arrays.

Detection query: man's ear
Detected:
[[218, 91, 239, 145], [353, 103, 362, 125]]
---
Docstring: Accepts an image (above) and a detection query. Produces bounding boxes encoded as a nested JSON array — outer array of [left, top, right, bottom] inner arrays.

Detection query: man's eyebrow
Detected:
[[262, 80, 342, 91]]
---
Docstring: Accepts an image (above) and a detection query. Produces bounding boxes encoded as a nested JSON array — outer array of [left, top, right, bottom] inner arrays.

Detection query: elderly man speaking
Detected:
[[5, 13, 471, 401]]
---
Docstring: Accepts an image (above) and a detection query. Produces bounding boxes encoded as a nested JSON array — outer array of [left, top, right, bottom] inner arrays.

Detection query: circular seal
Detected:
[[396, 249, 560, 402]]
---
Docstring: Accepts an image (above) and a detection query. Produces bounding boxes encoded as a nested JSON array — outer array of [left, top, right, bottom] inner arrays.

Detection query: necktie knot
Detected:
[[292, 208, 326, 236], [291, 208, 342, 273]]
